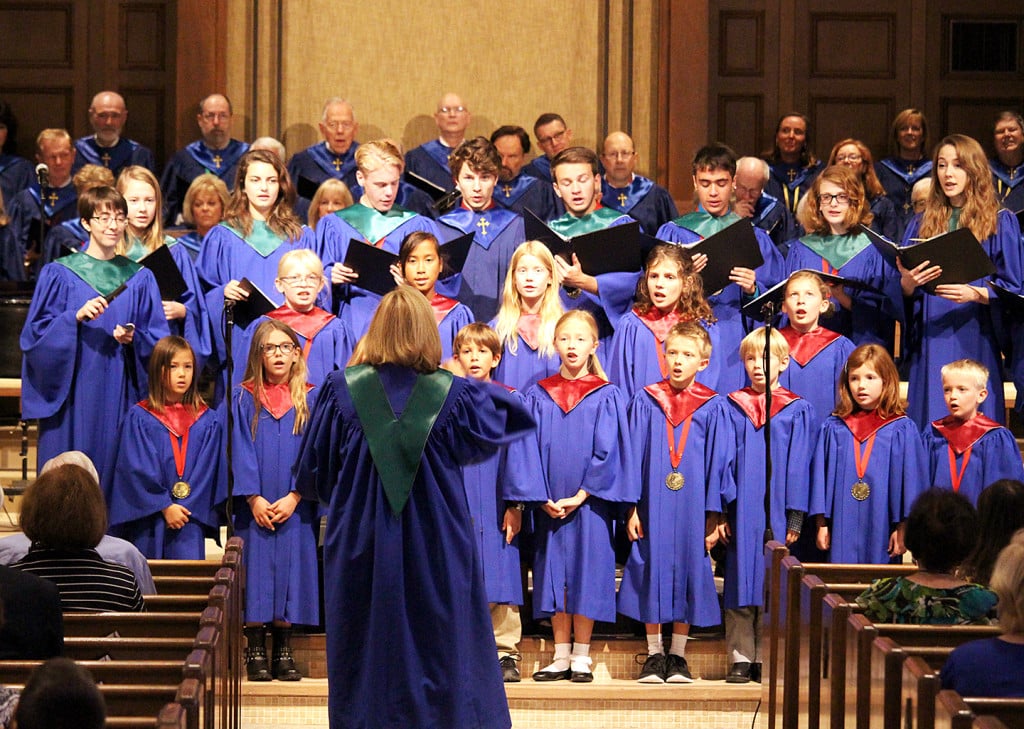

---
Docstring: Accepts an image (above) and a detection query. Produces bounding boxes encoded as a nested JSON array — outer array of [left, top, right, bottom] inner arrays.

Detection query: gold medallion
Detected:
[[172, 480, 192, 499], [665, 471, 684, 491], [851, 480, 870, 501]]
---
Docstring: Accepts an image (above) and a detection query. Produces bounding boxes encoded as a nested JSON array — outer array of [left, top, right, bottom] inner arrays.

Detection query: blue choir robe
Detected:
[[522, 156, 553, 183], [160, 139, 249, 225], [20, 255, 169, 475], [286, 141, 360, 204], [990, 159, 1024, 214], [107, 402, 224, 559], [657, 211, 786, 392], [618, 380, 732, 626], [404, 139, 457, 193], [490, 315, 561, 393], [903, 209, 1023, 428], [492, 172, 559, 221], [0, 223, 19, 281], [874, 158, 933, 237], [869, 194, 900, 243], [294, 365, 536, 729], [724, 388, 814, 609], [72, 136, 156, 177], [263, 305, 352, 388], [124, 236, 213, 371], [765, 159, 823, 216], [778, 324, 855, 433], [809, 411, 927, 564], [601, 174, 678, 234], [174, 230, 202, 261], [751, 191, 797, 255], [9, 182, 78, 280], [437, 204, 524, 321], [549, 207, 641, 342], [41, 219, 88, 267], [230, 381, 320, 626], [923, 414, 1024, 506], [524, 374, 638, 622], [0, 153, 33, 206], [607, 307, 722, 398], [315, 204, 439, 336], [462, 384, 547, 605], [197, 221, 317, 301], [350, 179, 439, 220], [431, 294, 474, 362], [785, 231, 903, 348]]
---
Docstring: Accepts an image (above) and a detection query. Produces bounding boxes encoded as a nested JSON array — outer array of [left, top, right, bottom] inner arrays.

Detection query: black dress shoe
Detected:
[[532, 667, 572, 681], [570, 669, 594, 683], [500, 656, 521, 683], [751, 662, 762, 683], [726, 661, 753, 683]]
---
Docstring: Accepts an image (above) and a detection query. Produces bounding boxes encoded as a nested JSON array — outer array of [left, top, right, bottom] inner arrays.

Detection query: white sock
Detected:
[[669, 633, 688, 658], [540, 642, 571, 672], [571, 642, 591, 658], [646, 633, 664, 656], [570, 643, 592, 672]]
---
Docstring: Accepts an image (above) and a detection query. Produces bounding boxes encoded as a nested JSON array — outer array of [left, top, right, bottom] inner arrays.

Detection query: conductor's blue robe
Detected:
[[524, 374, 638, 622], [923, 414, 1024, 506], [294, 365, 536, 729], [617, 381, 731, 626]]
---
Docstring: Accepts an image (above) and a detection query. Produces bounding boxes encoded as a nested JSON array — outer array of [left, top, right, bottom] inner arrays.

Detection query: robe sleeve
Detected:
[[169, 243, 214, 367], [782, 401, 814, 514], [195, 224, 236, 292], [574, 387, 639, 504], [704, 399, 738, 514], [228, 387, 263, 499], [498, 393, 548, 504], [293, 375, 351, 507], [889, 419, 929, 525], [808, 418, 839, 518], [442, 377, 536, 466]]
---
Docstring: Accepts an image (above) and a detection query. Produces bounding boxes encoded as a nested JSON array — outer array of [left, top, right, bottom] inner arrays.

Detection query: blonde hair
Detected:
[[919, 134, 999, 242], [277, 248, 324, 278], [989, 530, 1024, 634], [349, 287, 441, 373], [785, 270, 831, 299], [73, 164, 115, 195], [665, 321, 712, 359], [739, 326, 790, 361], [116, 166, 164, 254], [940, 358, 989, 391], [798, 165, 874, 234], [835, 344, 903, 418], [241, 320, 310, 436], [182, 173, 229, 226], [494, 241, 563, 358], [35, 128, 72, 152], [555, 310, 607, 380], [355, 139, 404, 174], [308, 178, 353, 229]]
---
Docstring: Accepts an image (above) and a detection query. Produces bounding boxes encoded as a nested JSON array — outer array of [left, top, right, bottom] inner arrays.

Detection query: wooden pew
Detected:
[[63, 636, 197, 662], [149, 560, 223, 579], [0, 659, 186, 686], [63, 611, 205, 639], [766, 544, 793, 729], [153, 576, 220, 595], [936, 689, 976, 729], [157, 701, 189, 729], [963, 699, 1024, 729], [903, 656, 942, 729], [820, 592, 857, 729], [145, 594, 213, 612], [972, 719, 1011, 729]]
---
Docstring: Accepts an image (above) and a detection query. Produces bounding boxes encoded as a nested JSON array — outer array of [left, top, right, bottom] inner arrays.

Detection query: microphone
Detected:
[[35, 163, 49, 187]]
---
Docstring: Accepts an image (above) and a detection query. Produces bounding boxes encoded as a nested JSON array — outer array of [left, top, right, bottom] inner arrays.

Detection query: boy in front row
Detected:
[[721, 327, 815, 682], [922, 358, 1024, 506], [617, 322, 734, 683]]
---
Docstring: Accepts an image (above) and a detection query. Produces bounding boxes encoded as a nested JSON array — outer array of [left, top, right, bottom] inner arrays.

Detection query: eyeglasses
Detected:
[[261, 343, 297, 355], [817, 192, 851, 205], [91, 214, 128, 227], [279, 274, 322, 287], [201, 112, 230, 122], [538, 130, 567, 146], [835, 154, 862, 163], [438, 106, 467, 114], [603, 151, 635, 160], [324, 121, 355, 131]]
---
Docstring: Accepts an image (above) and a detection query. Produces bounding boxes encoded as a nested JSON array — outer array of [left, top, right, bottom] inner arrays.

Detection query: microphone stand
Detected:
[[31, 177, 50, 278], [223, 299, 236, 537], [760, 301, 777, 547]]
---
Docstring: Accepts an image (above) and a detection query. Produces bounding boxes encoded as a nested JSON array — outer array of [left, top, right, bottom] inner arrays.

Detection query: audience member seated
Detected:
[[960, 479, 1024, 586], [941, 530, 1024, 697], [0, 570, 63, 660], [11, 463, 145, 612], [856, 488, 996, 624], [13, 657, 106, 729]]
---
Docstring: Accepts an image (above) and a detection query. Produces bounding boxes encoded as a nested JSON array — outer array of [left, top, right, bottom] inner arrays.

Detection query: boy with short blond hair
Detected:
[[922, 358, 1024, 505]]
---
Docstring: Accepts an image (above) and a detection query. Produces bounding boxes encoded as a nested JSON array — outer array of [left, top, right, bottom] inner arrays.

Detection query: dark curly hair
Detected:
[[904, 488, 979, 573]]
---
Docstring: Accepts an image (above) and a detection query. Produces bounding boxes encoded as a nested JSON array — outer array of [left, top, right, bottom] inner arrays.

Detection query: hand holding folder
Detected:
[[862, 224, 995, 294]]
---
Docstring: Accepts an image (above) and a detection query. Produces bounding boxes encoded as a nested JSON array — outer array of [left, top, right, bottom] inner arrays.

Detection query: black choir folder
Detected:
[[233, 277, 277, 329], [139, 244, 188, 301], [404, 171, 461, 215], [740, 269, 878, 319], [675, 219, 764, 295], [862, 225, 996, 294], [342, 232, 475, 297], [524, 210, 645, 277], [989, 281, 1024, 318]]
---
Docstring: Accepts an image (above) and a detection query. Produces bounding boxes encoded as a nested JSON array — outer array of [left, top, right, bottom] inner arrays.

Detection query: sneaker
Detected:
[[499, 655, 521, 683], [664, 654, 694, 683], [636, 652, 667, 684]]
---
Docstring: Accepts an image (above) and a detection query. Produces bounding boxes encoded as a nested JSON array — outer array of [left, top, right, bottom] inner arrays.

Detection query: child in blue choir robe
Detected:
[[116, 166, 212, 370], [315, 139, 440, 336], [437, 138, 526, 322], [492, 241, 563, 392], [618, 322, 733, 684], [20, 186, 169, 476], [293, 287, 536, 729], [108, 336, 223, 558], [397, 231, 473, 362], [923, 359, 1024, 505], [231, 320, 319, 682], [657, 144, 786, 393], [607, 243, 719, 399], [777, 271, 856, 432], [721, 327, 815, 683], [523, 310, 638, 683], [810, 345, 928, 564], [450, 323, 546, 683], [785, 165, 903, 349], [899, 134, 1024, 429]]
